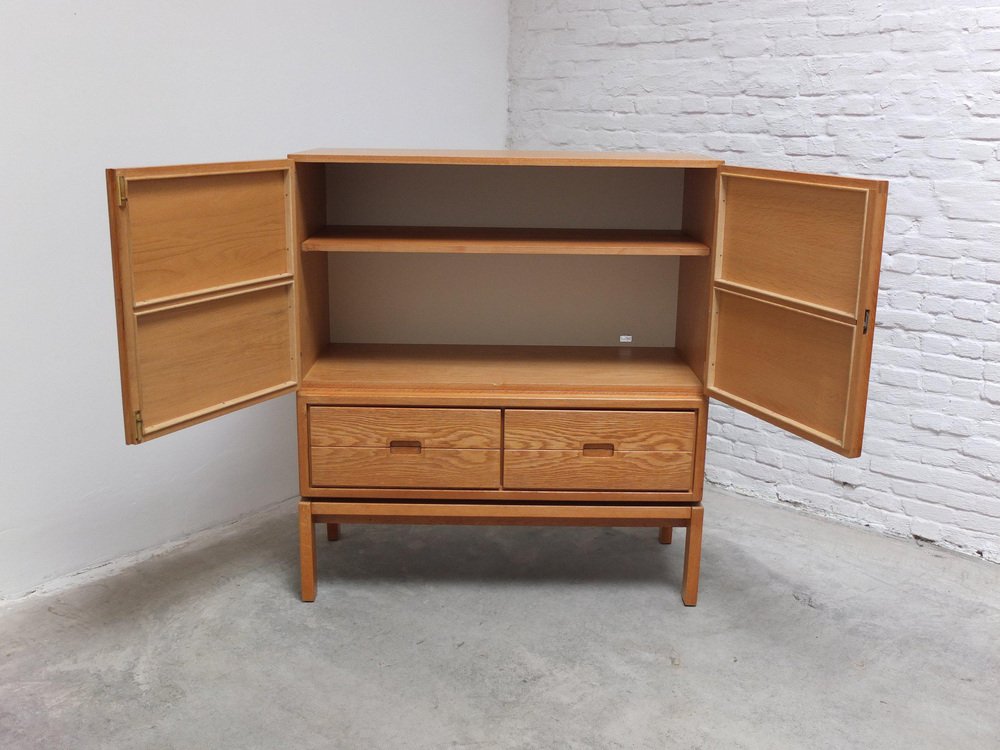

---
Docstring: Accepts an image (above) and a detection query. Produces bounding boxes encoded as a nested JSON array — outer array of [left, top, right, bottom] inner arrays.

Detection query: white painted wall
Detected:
[[0, 0, 509, 599], [508, 0, 1000, 562]]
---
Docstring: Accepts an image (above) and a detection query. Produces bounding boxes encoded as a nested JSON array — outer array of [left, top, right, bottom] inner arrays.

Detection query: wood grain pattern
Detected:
[[106, 169, 140, 443], [303, 226, 708, 256], [131, 274, 293, 313], [711, 278, 856, 324], [112, 159, 290, 180], [294, 162, 329, 377], [310, 407, 500, 448], [127, 170, 289, 303], [718, 171, 869, 315], [711, 289, 854, 446], [303, 487, 698, 503], [310, 447, 500, 489], [135, 284, 295, 433], [290, 148, 723, 168], [108, 160, 298, 444], [682, 504, 704, 606], [676, 168, 717, 382], [314, 514, 688, 527], [842, 180, 888, 456], [692, 399, 708, 502], [299, 500, 316, 602], [302, 393, 704, 411], [708, 166, 888, 457], [503, 449, 693, 491], [681, 169, 718, 249], [504, 410, 697, 451], [310, 501, 695, 523], [297, 395, 312, 496], [676, 258, 712, 379], [300, 344, 704, 404]]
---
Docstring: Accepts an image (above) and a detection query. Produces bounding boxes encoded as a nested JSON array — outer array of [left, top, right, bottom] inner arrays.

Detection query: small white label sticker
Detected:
[[619, 335, 633, 343]]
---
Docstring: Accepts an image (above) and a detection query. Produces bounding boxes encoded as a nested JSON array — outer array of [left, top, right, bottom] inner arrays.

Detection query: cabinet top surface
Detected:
[[288, 148, 724, 168]]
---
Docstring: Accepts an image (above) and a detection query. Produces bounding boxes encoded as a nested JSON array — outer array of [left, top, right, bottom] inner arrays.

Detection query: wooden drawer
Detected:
[[504, 410, 696, 451], [310, 406, 500, 448], [503, 409, 696, 491], [310, 446, 500, 489], [309, 406, 501, 488]]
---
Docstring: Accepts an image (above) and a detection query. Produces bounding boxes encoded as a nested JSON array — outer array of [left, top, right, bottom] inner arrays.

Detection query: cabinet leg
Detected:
[[299, 500, 317, 602], [326, 523, 340, 542], [681, 505, 704, 607], [658, 526, 673, 544]]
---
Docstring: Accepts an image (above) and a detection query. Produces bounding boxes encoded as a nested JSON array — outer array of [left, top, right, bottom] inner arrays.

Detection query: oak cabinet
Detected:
[[106, 149, 888, 606]]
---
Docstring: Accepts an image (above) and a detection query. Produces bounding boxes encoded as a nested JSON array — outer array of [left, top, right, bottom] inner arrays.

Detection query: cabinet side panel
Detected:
[[298, 395, 313, 497], [676, 168, 716, 383], [295, 162, 329, 374], [691, 399, 708, 502]]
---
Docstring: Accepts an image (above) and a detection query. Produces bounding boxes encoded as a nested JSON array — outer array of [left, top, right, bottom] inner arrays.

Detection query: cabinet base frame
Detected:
[[297, 499, 704, 606]]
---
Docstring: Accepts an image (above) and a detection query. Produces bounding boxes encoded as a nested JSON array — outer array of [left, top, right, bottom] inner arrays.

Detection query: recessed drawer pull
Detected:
[[582, 442, 615, 457], [389, 440, 422, 454]]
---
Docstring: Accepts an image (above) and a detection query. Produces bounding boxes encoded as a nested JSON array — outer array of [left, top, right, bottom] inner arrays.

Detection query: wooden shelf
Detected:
[[302, 226, 709, 256], [300, 344, 704, 407]]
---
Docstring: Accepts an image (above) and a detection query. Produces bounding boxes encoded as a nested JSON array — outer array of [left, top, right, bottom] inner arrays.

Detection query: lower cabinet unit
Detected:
[[105, 148, 888, 607]]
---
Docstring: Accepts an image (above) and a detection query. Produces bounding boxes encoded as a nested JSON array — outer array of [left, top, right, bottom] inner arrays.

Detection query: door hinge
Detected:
[[862, 309, 871, 334], [116, 175, 128, 207], [134, 410, 144, 442]]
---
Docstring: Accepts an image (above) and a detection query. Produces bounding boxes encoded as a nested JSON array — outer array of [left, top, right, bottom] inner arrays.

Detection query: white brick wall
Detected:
[[507, 0, 1000, 562]]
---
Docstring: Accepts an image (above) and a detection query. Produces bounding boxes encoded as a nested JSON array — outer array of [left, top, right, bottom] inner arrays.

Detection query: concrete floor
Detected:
[[1, 489, 998, 749]]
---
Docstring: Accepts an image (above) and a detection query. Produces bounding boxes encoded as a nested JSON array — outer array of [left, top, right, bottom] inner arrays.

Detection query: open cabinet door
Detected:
[[707, 166, 887, 457], [107, 160, 298, 443]]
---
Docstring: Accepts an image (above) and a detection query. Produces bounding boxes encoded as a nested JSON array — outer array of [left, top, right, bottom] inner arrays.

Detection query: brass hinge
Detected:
[[134, 410, 143, 442], [116, 175, 128, 207], [862, 309, 871, 334]]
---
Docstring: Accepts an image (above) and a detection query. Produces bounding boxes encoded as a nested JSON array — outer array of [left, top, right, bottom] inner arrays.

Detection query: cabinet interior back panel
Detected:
[[324, 165, 684, 229], [323, 164, 683, 347], [328, 253, 679, 347]]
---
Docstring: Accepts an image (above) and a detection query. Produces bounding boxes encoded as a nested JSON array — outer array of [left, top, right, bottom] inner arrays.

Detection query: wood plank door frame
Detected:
[[107, 159, 299, 443], [706, 166, 888, 457]]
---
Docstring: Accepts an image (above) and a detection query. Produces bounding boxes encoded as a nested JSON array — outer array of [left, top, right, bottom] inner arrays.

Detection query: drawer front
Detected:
[[504, 410, 697, 451], [309, 406, 501, 489], [310, 407, 500, 448], [311, 447, 500, 489], [504, 450, 692, 491], [503, 409, 696, 491]]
